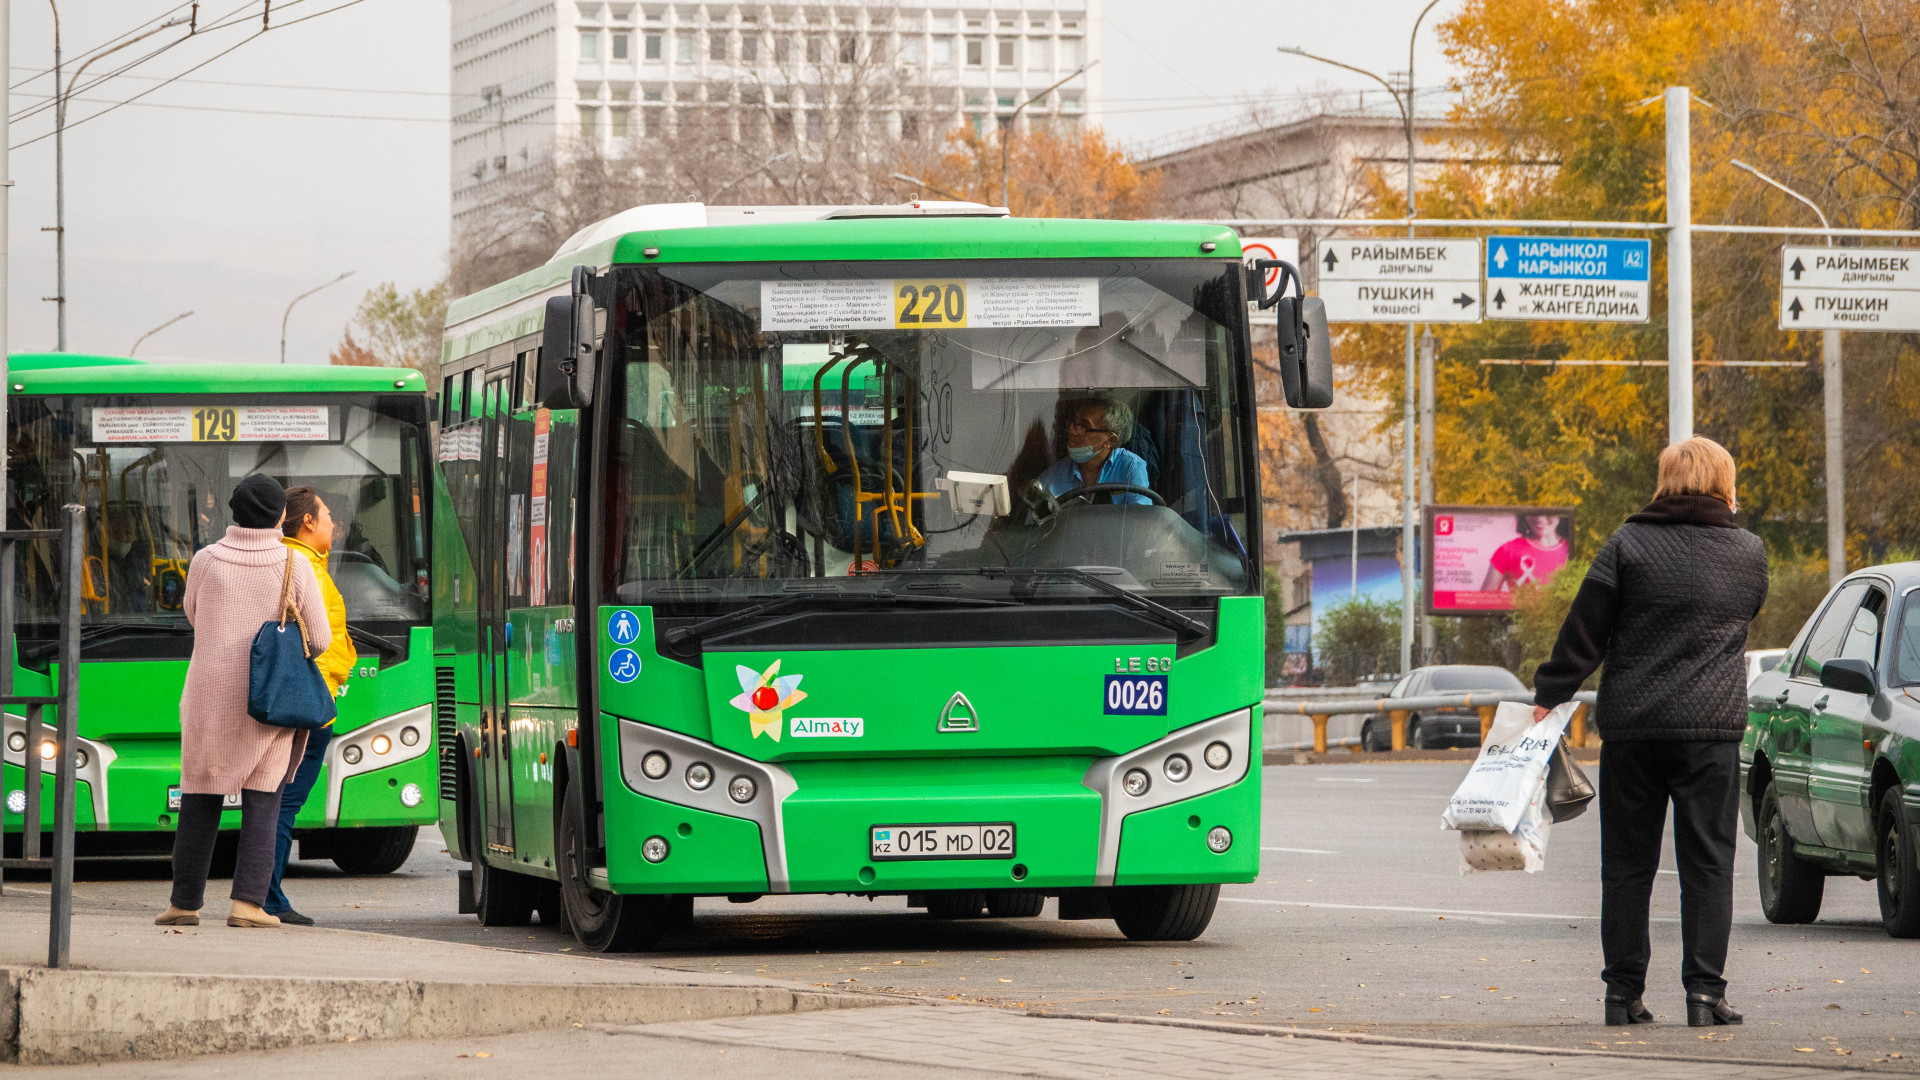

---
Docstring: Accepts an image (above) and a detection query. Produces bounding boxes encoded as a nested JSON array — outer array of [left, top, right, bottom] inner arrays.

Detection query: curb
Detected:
[[0, 966, 875, 1065], [1024, 1009, 1872, 1072], [1263, 748, 1602, 766]]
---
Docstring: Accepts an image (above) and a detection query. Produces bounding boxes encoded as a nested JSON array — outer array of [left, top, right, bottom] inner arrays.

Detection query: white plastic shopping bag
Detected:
[[1458, 783, 1552, 873], [1441, 701, 1574, 832]]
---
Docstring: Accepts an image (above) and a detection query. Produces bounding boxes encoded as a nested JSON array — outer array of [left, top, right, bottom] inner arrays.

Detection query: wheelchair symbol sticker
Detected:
[[608, 610, 641, 645], [608, 648, 642, 683]]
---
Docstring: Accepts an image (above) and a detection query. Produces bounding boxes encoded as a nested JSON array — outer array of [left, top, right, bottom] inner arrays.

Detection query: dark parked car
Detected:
[[1742, 564, 1920, 937], [1360, 665, 1528, 750]]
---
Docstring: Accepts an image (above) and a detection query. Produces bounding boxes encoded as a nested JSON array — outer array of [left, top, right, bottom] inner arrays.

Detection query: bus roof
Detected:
[[8, 357, 426, 395], [446, 207, 1244, 331]]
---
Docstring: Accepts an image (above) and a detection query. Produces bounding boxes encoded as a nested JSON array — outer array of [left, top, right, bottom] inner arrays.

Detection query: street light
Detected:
[[129, 310, 192, 356], [1280, 0, 1447, 676], [889, 172, 968, 203], [1732, 158, 1845, 586], [42, 3, 193, 351], [280, 271, 356, 365], [703, 150, 794, 201], [999, 60, 1097, 210]]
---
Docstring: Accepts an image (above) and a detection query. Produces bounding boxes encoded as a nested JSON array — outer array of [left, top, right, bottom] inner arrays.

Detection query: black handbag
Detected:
[[1545, 737, 1596, 822]]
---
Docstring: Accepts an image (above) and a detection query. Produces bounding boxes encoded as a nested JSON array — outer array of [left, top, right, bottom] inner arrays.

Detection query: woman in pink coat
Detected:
[[156, 474, 331, 928]]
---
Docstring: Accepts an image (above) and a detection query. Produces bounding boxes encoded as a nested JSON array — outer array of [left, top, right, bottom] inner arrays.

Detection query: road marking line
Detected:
[[1222, 897, 1596, 920], [1262, 846, 1339, 855], [1312, 777, 1376, 783]]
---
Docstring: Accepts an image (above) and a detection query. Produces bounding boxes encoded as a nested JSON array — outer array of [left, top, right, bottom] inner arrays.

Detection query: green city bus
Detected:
[[2, 356, 437, 872], [436, 203, 1332, 948]]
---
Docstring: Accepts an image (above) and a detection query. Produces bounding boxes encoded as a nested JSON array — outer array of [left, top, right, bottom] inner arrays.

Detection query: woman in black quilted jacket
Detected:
[[1532, 436, 1768, 1029]]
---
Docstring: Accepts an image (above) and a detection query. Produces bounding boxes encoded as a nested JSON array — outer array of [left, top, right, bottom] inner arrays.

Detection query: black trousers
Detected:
[[1599, 739, 1740, 999], [169, 787, 282, 909]]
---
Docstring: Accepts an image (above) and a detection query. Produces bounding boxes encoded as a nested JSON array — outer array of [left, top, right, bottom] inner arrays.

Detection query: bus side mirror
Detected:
[[1272, 295, 1334, 410], [538, 265, 599, 409]]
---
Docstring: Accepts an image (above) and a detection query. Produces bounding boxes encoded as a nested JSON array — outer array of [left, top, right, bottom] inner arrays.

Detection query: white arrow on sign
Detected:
[[1779, 245, 1920, 331], [1313, 238, 1480, 324]]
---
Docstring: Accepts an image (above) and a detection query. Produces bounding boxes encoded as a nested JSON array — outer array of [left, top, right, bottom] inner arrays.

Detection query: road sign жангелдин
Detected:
[[1485, 236, 1651, 323]]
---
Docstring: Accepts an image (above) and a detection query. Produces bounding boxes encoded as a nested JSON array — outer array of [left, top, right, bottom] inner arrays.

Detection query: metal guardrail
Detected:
[[1261, 687, 1601, 753], [0, 506, 87, 968]]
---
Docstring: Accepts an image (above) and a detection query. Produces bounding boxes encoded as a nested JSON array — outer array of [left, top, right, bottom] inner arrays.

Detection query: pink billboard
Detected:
[[1426, 505, 1574, 614]]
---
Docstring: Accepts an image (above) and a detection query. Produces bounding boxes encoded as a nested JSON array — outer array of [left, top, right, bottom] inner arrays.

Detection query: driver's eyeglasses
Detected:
[[1066, 419, 1116, 436]]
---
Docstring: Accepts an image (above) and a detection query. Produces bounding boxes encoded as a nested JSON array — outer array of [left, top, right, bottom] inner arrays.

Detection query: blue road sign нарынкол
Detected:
[[1486, 236, 1651, 323]]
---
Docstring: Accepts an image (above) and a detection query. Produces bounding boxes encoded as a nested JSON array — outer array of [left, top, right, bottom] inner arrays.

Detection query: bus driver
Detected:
[[1038, 398, 1152, 506]]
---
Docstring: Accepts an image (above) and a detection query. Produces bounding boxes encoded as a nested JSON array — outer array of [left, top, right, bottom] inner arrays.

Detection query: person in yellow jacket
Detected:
[[264, 486, 357, 924]]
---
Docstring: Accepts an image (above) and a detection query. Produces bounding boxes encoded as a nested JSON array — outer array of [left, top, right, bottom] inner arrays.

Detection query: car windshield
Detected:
[[7, 394, 431, 630], [601, 258, 1255, 608], [1428, 667, 1527, 692]]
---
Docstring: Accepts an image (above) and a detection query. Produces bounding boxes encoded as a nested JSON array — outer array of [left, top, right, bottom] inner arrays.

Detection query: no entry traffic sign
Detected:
[[1485, 236, 1651, 323], [1313, 238, 1481, 323], [1779, 246, 1920, 332]]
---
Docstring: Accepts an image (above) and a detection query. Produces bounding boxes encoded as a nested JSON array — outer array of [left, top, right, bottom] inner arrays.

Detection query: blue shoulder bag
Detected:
[[248, 552, 337, 730]]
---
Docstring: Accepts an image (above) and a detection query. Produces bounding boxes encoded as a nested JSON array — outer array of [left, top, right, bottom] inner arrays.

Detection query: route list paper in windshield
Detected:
[[760, 278, 1098, 331], [89, 405, 332, 444]]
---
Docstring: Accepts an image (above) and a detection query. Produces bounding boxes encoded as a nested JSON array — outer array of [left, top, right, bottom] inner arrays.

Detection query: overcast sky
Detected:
[[3, 1, 1463, 366]]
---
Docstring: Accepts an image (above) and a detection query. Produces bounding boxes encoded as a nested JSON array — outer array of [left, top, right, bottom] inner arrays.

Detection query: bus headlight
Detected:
[[1204, 741, 1232, 770], [400, 783, 423, 808], [371, 735, 392, 756], [1122, 768, 1151, 797], [5, 790, 23, 814], [74, 747, 89, 769], [642, 836, 670, 863], [342, 744, 363, 765], [728, 775, 757, 803], [39, 740, 57, 761], [1207, 826, 1233, 853], [641, 751, 671, 780], [685, 762, 713, 791], [399, 726, 421, 747], [6, 731, 23, 753], [1163, 754, 1191, 783]]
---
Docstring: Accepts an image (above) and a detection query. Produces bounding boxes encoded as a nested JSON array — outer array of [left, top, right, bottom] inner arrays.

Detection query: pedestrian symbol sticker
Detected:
[[608, 648, 642, 683], [608, 610, 640, 645]]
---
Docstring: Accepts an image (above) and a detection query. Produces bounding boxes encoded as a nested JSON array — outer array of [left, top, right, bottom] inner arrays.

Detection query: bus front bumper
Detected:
[[605, 709, 1259, 895]]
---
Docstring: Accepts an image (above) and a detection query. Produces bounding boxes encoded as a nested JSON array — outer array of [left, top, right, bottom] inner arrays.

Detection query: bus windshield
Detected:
[[602, 258, 1255, 607], [7, 394, 430, 632]]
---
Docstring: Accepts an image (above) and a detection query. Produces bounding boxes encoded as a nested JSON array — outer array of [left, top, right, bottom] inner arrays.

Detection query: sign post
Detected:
[[1485, 236, 1652, 322], [1313, 238, 1481, 324], [1778, 246, 1920, 332]]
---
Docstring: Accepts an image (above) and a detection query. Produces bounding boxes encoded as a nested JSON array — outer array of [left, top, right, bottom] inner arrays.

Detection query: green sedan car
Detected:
[[1741, 565, 1920, 936]]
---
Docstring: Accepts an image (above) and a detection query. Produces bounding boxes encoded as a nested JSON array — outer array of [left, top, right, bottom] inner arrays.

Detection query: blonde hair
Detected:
[[1654, 436, 1738, 509]]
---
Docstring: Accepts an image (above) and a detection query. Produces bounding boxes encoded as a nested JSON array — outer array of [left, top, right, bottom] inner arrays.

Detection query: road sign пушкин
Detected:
[[1779, 246, 1920, 332], [1314, 238, 1481, 323], [1485, 236, 1651, 323]]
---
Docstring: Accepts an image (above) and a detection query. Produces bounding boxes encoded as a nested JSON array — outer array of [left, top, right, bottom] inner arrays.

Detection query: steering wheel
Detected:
[[335, 550, 376, 565], [1054, 483, 1166, 507]]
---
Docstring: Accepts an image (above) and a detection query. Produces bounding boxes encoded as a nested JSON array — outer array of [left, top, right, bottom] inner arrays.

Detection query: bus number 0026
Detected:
[[192, 407, 238, 442], [1104, 674, 1167, 716]]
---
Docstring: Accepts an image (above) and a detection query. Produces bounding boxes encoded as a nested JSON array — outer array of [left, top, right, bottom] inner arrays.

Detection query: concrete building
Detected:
[[451, 1, 1104, 230]]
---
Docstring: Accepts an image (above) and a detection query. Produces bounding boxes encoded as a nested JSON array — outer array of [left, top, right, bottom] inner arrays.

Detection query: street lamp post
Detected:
[[889, 172, 968, 203], [130, 311, 193, 356], [1732, 159, 1845, 586], [999, 60, 1097, 210], [280, 272, 356, 364], [1280, 0, 1445, 676]]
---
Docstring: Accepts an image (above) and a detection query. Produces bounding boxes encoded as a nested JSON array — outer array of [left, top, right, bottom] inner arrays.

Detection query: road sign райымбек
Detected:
[[1314, 238, 1481, 324], [1779, 246, 1920, 332], [1485, 236, 1651, 323]]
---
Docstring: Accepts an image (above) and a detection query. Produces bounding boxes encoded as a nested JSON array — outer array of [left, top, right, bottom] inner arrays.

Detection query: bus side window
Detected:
[[442, 370, 464, 426]]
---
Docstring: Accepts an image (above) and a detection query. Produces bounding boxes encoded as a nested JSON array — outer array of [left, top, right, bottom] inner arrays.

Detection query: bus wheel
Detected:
[[984, 890, 1045, 918], [465, 783, 536, 926], [556, 793, 688, 951], [925, 891, 988, 918], [1108, 884, 1220, 941], [331, 826, 419, 875]]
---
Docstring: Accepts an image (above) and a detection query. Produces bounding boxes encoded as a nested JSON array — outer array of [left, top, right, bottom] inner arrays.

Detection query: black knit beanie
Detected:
[[229, 474, 287, 529]]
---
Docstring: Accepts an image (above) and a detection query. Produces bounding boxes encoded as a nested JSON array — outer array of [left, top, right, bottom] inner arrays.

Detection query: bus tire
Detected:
[[1108, 883, 1220, 941], [925, 891, 988, 918], [556, 791, 687, 951], [330, 826, 419, 875], [465, 770, 536, 926], [984, 890, 1045, 918]]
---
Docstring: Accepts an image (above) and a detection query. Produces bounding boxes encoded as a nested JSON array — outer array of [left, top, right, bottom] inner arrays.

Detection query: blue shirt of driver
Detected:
[[1038, 447, 1152, 506]]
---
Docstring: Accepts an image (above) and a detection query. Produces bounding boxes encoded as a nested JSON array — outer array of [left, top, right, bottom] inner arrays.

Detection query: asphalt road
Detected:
[[33, 760, 1920, 1070]]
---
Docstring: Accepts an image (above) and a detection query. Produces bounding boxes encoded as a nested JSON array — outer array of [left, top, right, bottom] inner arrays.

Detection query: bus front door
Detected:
[[478, 371, 516, 856]]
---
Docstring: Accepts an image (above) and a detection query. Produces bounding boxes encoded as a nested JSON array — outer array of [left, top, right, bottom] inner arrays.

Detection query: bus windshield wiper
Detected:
[[347, 624, 405, 661], [661, 588, 1015, 652], [25, 622, 184, 660], [870, 567, 1209, 642]]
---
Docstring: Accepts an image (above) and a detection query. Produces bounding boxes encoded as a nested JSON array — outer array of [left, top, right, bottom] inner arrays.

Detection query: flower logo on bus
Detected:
[[731, 660, 807, 742]]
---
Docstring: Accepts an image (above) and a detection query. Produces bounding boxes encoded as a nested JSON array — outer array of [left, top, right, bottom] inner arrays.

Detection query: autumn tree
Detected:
[[329, 281, 449, 385], [892, 123, 1160, 219]]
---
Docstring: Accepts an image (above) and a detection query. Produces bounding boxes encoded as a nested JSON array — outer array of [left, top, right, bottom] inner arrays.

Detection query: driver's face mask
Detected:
[[1068, 444, 1100, 464]]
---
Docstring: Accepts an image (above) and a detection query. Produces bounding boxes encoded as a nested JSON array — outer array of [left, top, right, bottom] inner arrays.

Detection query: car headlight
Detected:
[[1122, 768, 1151, 797], [641, 751, 671, 780]]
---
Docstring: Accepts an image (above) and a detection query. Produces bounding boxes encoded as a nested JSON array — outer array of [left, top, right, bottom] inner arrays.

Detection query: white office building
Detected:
[[451, 1, 1104, 228]]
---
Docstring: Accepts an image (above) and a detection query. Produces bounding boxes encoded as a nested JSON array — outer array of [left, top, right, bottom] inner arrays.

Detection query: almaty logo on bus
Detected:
[[731, 660, 807, 741]]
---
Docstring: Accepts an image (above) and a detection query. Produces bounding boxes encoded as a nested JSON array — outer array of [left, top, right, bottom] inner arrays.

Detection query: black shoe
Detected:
[[1605, 994, 1654, 1025], [1686, 993, 1742, 1027], [274, 909, 315, 926]]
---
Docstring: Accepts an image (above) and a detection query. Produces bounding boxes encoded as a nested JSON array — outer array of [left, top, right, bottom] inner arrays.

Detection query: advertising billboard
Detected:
[[1426, 505, 1574, 615]]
